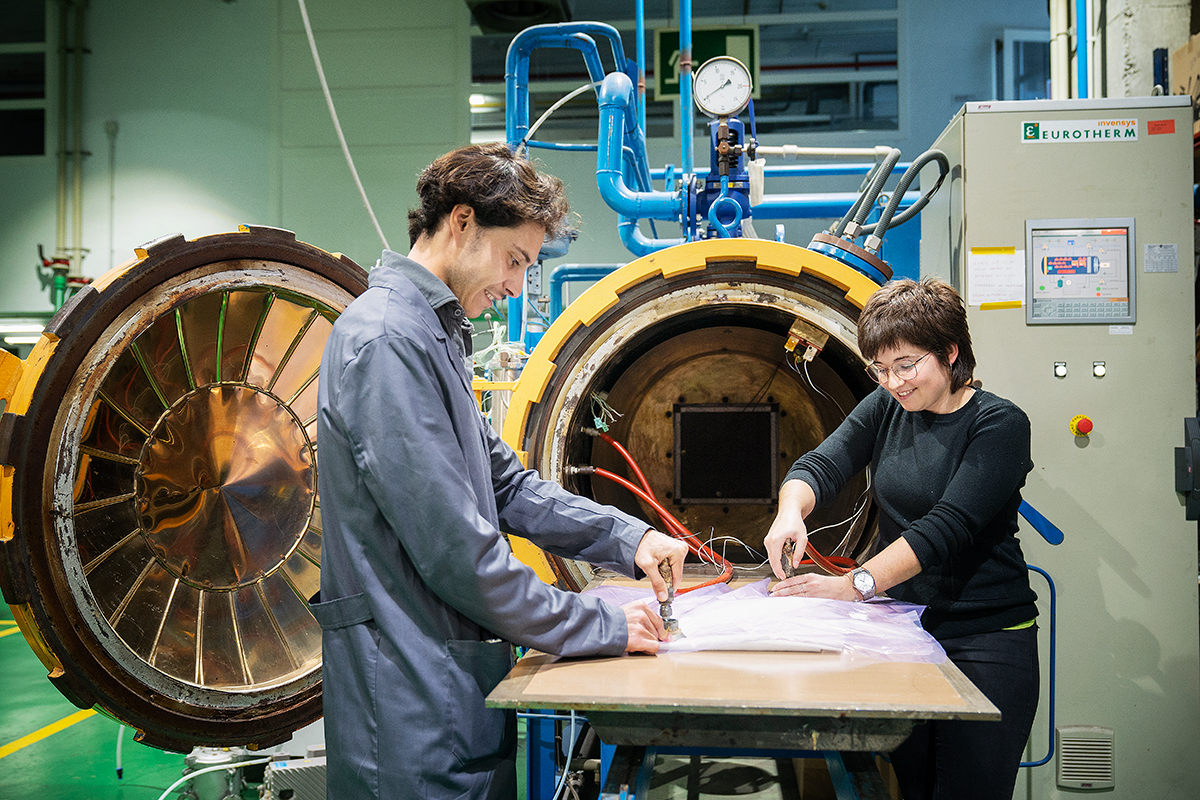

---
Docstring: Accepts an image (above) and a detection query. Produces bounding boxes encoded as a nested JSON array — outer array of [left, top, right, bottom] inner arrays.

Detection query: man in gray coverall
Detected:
[[312, 142, 687, 799]]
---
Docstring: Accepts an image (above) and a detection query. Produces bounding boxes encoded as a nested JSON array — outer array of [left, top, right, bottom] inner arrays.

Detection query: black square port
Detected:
[[674, 403, 778, 504]]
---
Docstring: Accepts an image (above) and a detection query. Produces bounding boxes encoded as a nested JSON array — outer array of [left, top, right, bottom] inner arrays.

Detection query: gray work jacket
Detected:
[[312, 251, 648, 799]]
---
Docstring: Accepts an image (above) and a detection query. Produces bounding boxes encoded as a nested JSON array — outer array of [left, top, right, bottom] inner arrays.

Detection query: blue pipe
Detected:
[[653, 162, 913, 180], [623, 146, 651, 192], [1021, 564, 1057, 768], [506, 33, 602, 145], [548, 264, 620, 320], [604, 76, 656, 206], [636, 0, 647, 135], [618, 144, 685, 254], [680, 0, 694, 178], [1076, 0, 1088, 98], [506, 296, 520, 343], [505, 24, 628, 145], [618, 215, 686, 256], [596, 71, 682, 222]]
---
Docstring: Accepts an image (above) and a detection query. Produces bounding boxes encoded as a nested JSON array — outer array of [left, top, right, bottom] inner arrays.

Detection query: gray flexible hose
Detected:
[[831, 158, 888, 237], [861, 149, 950, 239], [832, 148, 901, 237], [850, 147, 902, 229]]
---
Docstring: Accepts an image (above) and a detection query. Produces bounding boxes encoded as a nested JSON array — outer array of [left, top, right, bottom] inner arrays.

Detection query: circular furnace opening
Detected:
[[514, 245, 880, 590], [3, 227, 365, 751]]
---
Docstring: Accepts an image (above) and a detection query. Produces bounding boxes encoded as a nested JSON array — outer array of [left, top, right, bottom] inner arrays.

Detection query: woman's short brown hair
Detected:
[[407, 142, 570, 246], [857, 277, 976, 392]]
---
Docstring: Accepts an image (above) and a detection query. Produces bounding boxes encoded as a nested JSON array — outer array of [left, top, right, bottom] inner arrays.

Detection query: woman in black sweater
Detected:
[[765, 276, 1038, 800]]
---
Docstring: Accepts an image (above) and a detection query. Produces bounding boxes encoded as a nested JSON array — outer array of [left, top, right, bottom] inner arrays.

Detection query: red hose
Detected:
[[801, 545, 853, 576], [590, 467, 733, 593], [586, 430, 852, 586], [591, 468, 702, 548], [597, 431, 654, 497]]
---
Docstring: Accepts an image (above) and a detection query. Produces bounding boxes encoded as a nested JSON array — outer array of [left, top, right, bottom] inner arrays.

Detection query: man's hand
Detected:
[[622, 600, 667, 653], [634, 530, 689, 602]]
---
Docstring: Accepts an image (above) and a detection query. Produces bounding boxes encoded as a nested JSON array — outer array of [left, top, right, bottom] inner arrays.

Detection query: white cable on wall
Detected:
[[517, 81, 601, 156], [296, 0, 390, 251]]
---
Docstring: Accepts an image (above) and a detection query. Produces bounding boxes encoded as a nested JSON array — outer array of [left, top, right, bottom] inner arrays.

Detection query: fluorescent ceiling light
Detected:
[[469, 94, 502, 113]]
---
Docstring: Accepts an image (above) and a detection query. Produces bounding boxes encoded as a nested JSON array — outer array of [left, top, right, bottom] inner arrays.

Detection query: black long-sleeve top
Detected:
[[786, 387, 1038, 639]]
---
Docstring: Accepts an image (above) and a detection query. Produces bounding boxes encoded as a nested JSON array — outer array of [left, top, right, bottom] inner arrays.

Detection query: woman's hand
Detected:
[[769, 572, 856, 601], [764, 480, 817, 579], [764, 508, 808, 580]]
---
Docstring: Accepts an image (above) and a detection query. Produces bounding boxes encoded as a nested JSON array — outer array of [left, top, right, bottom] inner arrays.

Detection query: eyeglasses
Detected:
[[865, 352, 932, 384]]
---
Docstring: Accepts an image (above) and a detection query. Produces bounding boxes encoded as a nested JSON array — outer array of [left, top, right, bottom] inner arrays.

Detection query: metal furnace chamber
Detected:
[[503, 239, 882, 590]]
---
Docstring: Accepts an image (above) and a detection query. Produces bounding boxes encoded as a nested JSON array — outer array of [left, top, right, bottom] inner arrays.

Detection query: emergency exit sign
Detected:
[[654, 26, 760, 100]]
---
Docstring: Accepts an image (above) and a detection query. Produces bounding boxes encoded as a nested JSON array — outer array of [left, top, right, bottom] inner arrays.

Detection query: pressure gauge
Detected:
[[693, 56, 753, 118]]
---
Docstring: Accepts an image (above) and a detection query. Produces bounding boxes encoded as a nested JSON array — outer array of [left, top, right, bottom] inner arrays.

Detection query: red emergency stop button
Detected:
[[1070, 414, 1094, 436]]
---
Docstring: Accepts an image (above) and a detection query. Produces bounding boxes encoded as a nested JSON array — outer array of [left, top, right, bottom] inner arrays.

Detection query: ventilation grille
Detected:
[[1057, 726, 1115, 790]]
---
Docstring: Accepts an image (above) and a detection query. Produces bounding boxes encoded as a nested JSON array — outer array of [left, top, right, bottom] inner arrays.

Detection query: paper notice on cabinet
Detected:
[[968, 247, 1025, 306]]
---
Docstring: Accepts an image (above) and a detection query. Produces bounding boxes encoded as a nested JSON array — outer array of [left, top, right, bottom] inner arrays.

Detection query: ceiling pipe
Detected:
[[1050, 0, 1070, 99], [71, 0, 85, 278], [54, 3, 68, 264]]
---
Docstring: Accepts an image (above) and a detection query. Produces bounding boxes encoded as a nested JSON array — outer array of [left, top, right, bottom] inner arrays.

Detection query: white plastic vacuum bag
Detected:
[[584, 579, 946, 663]]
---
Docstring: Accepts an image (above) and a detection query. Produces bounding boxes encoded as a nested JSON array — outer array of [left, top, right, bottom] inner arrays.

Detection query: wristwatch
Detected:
[[849, 567, 876, 601]]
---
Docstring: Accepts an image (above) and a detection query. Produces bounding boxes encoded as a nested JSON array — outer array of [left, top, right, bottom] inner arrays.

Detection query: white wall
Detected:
[[1104, 0, 1191, 97], [274, 0, 471, 264], [1, 1, 278, 315], [0, 0, 471, 317]]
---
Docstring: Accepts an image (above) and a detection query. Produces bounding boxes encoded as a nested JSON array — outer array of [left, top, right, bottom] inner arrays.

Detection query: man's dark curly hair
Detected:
[[407, 142, 570, 246], [857, 277, 977, 392]]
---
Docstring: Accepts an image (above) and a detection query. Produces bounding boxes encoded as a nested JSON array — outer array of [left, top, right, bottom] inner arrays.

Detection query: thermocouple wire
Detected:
[[587, 428, 853, 579]]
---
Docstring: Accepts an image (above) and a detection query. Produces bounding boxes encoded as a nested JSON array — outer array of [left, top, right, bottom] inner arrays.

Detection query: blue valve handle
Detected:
[[1019, 499, 1065, 545], [708, 175, 743, 238]]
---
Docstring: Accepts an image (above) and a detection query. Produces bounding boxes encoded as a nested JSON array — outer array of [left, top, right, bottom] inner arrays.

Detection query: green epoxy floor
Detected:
[[0, 603, 520, 800], [0, 608, 191, 800]]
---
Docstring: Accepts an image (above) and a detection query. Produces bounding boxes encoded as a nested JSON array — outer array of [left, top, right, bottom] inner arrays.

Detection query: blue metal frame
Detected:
[[524, 711, 558, 799], [595, 744, 892, 800], [1017, 501, 1063, 768], [1020, 564, 1058, 768]]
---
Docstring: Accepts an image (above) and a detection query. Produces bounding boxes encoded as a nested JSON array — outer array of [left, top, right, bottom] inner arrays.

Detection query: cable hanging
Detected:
[[296, 0, 390, 251]]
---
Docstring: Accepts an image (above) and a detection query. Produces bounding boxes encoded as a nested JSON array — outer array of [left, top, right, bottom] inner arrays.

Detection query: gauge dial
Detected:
[[693, 56, 753, 118]]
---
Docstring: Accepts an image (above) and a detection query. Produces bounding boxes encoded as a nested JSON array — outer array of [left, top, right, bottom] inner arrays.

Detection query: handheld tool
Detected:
[[781, 540, 796, 579], [657, 561, 682, 639]]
